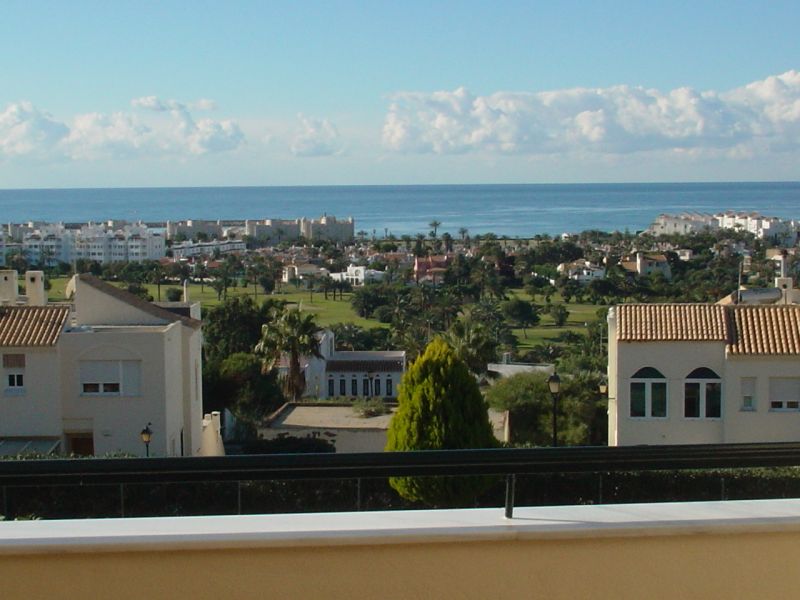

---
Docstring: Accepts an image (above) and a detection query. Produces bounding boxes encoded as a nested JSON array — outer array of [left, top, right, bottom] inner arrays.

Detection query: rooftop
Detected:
[[0, 305, 70, 347]]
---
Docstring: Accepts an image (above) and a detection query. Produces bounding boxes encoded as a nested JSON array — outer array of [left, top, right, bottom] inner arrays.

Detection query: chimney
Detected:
[[775, 250, 793, 304], [0, 270, 19, 304], [25, 271, 46, 306]]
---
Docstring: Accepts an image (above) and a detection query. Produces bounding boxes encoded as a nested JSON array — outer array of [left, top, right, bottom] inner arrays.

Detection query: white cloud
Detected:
[[290, 114, 343, 157], [382, 71, 800, 158], [0, 97, 244, 162], [0, 101, 69, 158]]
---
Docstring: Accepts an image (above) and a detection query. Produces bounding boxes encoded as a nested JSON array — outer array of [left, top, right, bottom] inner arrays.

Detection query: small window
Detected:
[[339, 378, 346, 396], [363, 378, 370, 396], [83, 383, 100, 394], [374, 378, 381, 396], [741, 377, 756, 411], [351, 378, 358, 396], [328, 378, 334, 397], [7, 374, 23, 388], [387, 377, 393, 397]]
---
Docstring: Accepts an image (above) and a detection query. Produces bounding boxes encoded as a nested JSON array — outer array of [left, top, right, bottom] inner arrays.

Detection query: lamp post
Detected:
[[140, 423, 153, 457], [547, 373, 561, 447]]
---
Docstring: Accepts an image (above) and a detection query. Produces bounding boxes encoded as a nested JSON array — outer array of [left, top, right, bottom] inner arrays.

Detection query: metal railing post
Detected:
[[120, 483, 125, 517], [504, 474, 516, 519]]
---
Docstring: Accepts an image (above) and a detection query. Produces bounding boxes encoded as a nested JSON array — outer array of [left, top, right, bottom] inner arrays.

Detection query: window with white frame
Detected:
[[769, 378, 800, 411], [79, 360, 141, 396], [741, 377, 756, 411], [629, 367, 667, 418], [684, 368, 722, 419]]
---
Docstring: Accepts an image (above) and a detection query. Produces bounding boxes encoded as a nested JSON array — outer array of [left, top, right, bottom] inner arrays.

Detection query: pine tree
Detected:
[[386, 338, 497, 506]]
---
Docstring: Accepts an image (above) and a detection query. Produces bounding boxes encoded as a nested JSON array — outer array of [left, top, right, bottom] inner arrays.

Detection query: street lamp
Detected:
[[140, 423, 153, 457], [547, 373, 561, 447], [599, 381, 608, 395]]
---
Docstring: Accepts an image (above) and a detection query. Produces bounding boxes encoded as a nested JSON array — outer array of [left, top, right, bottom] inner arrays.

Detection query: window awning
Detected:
[[0, 438, 61, 457]]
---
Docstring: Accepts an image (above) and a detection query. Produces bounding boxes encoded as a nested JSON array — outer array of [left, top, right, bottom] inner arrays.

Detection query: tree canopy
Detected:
[[386, 339, 497, 506]]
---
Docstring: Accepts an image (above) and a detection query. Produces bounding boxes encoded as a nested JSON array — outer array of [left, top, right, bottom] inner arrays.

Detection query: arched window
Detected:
[[630, 367, 667, 418], [685, 368, 722, 418], [327, 376, 334, 398]]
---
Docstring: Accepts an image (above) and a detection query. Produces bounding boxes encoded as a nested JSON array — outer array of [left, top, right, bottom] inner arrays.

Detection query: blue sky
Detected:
[[1, 1, 799, 187]]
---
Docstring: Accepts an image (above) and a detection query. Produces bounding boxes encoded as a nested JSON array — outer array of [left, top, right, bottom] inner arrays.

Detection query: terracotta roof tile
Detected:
[[617, 303, 800, 355], [728, 305, 800, 355], [617, 304, 729, 342], [0, 306, 69, 347]]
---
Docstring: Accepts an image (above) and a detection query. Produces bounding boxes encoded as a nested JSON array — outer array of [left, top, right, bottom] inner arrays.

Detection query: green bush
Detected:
[[386, 338, 498, 506]]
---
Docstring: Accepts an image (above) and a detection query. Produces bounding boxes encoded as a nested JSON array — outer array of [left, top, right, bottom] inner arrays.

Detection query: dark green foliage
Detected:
[[386, 339, 498, 505], [165, 287, 183, 302], [485, 372, 607, 446], [549, 303, 569, 326], [240, 436, 335, 454], [126, 283, 153, 301], [203, 296, 278, 364]]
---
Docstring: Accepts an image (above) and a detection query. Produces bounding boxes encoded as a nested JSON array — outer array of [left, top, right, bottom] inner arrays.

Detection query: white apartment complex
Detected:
[[648, 211, 799, 243], [166, 215, 355, 244], [0, 271, 221, 457], [19, 223, 165, 266], [171, 239, 246, 259]]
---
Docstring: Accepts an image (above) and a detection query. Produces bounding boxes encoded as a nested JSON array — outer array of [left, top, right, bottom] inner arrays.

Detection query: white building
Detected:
[[556, 259, 606, 284], [171, 239, 246, 259], [0, 271, 220, 457], [21, 223, 165, 266], [647, 211, 798, 244], [328, 264, 385, 287], [278, 329, 406, 400]]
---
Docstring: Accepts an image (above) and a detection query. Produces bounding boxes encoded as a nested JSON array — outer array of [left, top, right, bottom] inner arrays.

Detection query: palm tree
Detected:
[[429, 220, 442, 239], [255, 307, 322, 401], [458, 227, 468, 241]]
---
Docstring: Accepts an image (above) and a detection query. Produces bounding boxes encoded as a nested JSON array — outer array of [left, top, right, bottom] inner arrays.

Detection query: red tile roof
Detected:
[[0, 306, 69, 347]]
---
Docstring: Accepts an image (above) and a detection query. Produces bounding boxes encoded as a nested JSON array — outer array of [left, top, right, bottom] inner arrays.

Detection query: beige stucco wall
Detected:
[[59, 327, 173, 457], [0, 347, 61, 438], [73, 277, 167, 327], [610, 329, 800, 446], [722, 355, 800, 443], [612, 340, 726, 445], [3, 527, 800, 599]]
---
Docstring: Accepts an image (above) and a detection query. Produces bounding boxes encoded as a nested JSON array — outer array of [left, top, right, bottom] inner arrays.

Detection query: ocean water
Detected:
[[1, 182, 798, 238]]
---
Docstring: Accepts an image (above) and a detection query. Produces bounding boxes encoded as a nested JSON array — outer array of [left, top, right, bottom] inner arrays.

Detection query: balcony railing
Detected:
[[3, 442, 800, 519]]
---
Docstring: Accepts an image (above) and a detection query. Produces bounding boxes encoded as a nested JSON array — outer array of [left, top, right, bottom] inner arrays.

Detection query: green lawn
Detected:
[[47, 277, 603, 348], [506, 288, 606, 352], [47, 277, 376, 328]]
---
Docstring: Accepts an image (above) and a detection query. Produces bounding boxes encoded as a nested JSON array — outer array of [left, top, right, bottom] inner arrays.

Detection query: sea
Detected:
[[1, 182, 799, 238]]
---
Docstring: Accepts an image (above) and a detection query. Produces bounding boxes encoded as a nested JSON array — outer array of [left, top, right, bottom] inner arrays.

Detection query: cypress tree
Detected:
[[386, 338, 497, 506]]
